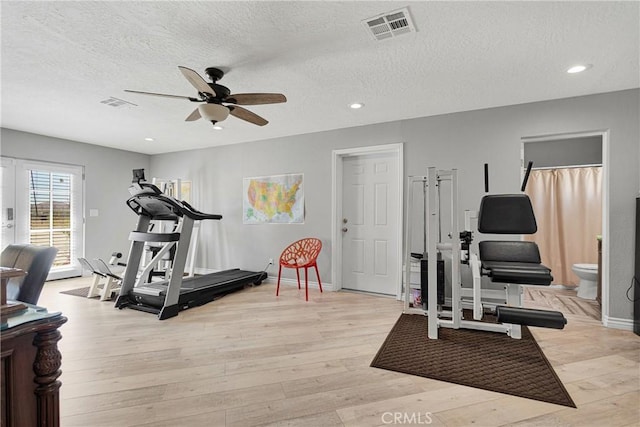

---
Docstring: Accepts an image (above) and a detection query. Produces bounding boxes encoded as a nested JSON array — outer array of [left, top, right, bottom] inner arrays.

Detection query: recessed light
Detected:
[[349, 102, 364, 109], [144, 137, 154, 142], [212, 125, 224, 130], [567, 64, 592, 74]]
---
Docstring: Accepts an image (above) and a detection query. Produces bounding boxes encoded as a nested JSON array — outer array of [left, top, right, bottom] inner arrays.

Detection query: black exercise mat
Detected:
[[371, 313, 575, 408]]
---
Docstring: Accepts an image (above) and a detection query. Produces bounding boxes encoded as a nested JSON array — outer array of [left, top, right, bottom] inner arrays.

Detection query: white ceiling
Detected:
[[2, 1, 638, 155]]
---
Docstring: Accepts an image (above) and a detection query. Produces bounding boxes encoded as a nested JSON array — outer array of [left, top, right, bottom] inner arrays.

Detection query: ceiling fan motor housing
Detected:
[[211, 84, 230, 100]]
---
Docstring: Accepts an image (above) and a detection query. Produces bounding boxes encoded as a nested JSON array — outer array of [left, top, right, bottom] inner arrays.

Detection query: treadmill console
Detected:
[[128, 182, 163, 197]]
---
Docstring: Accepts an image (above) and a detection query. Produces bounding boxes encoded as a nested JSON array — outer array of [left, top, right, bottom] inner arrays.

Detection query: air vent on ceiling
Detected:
[[362, 7, 416, 41], [100, 97, 137, 108]]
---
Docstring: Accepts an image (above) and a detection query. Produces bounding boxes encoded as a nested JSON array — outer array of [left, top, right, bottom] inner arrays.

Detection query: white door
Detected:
[[1, 158, 16, 248], [341, 152, 399, 295], [3, 157, 84, 279]]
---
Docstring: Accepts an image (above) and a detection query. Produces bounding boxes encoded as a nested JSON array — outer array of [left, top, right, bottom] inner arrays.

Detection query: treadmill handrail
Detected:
[[181, 200, 223, 221]]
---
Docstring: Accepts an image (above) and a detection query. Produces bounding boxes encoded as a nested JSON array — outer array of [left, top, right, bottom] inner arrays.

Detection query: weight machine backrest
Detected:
[[477, 194, 537, 234]]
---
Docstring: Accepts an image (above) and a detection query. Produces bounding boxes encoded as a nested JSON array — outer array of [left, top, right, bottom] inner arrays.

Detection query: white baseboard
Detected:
[[603, 315, 635, 331], [266, 275, 336, 292], [194, 269, 336, 291]]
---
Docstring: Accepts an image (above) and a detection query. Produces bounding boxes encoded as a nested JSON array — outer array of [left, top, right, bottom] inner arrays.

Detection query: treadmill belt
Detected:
[[182, 269, 262, 290]]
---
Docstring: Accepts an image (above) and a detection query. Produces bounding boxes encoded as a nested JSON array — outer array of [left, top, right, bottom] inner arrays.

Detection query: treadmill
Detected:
[[115, 181, 267, 320]]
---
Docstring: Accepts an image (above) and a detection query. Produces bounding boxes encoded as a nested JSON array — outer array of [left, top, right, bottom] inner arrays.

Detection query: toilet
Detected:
[[572, 263, 598, 300]]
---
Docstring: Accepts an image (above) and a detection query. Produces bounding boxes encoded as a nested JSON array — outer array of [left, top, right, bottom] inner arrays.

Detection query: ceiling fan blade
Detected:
[[124, 89, 193, 100], [185, 108, 201, 122], [178, 66, 216, 97], [226, 93, 287, 105], [229, 106, 268, 126]]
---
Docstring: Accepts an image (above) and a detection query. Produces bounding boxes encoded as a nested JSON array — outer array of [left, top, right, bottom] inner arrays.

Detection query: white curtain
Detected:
[[524, 167, 602, 286]]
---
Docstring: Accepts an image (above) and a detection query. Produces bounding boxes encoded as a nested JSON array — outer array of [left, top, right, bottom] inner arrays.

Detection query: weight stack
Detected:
[[420, 257, 445, 307]]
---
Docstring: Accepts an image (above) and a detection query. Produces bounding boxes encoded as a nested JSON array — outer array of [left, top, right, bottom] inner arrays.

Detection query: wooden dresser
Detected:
[[1, 268, 67, 427]]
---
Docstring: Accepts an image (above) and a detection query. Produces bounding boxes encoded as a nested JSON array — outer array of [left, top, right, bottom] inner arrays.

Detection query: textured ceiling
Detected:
[[1, 1, 638, 155]]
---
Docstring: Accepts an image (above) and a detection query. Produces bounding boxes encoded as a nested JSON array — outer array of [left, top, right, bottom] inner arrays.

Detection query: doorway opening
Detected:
[[521, 131, 608, 324]]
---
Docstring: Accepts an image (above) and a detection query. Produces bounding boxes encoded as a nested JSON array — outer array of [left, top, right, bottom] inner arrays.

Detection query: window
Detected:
[[28, 170, 73, 267]]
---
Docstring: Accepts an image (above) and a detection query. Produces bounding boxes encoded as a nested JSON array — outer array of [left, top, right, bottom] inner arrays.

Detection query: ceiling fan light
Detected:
[[198, 103, 230, 123]]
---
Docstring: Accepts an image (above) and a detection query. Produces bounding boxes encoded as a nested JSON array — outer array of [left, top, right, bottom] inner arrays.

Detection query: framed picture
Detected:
[[243, 173, 304, 224]]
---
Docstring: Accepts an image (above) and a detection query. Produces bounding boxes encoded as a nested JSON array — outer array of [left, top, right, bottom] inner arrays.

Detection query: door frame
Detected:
[[521, 129, 609, 324], [331, 143, 404, 299], [1, 157, 17, 246]]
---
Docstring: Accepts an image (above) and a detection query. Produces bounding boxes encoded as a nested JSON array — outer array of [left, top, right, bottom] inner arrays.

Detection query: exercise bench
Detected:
[[81, 257, 122, 301]]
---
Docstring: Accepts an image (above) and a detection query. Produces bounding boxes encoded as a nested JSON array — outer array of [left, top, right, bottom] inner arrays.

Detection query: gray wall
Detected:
[[0, 128, 151, 261], [150, 89, 639, 322], [524, 136, 603, 168], [2, 89, 637, 322]]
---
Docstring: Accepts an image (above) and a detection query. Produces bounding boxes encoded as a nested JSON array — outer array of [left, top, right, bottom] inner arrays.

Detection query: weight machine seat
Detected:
[[476, 193, 552, 286], [479, 241, 553, 286]]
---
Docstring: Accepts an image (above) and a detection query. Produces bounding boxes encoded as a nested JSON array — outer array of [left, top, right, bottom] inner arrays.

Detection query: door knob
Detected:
[[342, 227, 348, 232]]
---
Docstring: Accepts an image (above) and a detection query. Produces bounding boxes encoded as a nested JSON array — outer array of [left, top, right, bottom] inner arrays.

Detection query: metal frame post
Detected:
[[426, 167, 439, 339], [449, 170, 461, 329], [116, 215, 150, 304], [162, 216, 194, 310]]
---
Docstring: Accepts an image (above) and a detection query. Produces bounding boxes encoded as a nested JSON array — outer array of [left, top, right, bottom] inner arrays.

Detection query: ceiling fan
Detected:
[[125, 66, 286, 126]]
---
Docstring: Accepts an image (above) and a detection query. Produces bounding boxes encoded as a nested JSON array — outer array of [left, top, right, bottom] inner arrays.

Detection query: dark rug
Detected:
[[371, 314, 575, 407], [60, 286, 116, 300]]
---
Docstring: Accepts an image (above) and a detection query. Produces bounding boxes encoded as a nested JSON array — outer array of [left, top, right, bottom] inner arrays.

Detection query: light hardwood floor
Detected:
[[37, 278, 639, 427]]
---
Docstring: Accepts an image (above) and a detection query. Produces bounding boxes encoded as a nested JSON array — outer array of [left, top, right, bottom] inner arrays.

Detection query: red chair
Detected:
[[276, 238, 323, 301]]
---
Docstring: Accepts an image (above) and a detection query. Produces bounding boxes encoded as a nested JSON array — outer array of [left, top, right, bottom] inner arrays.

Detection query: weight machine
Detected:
[[404, 166, 566, 339]]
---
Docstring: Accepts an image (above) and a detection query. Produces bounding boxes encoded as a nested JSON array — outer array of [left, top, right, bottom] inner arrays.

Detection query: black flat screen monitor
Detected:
[[132, 169, 146, 183]]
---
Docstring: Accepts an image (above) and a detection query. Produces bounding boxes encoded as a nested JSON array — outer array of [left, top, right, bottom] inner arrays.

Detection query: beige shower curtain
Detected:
[[524, 167, 602, 286]]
